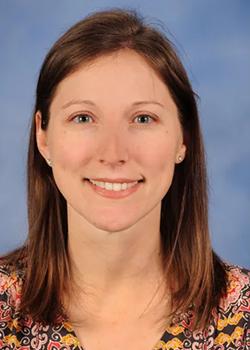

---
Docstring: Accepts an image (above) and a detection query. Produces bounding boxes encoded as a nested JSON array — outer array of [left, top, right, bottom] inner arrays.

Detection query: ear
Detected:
[[35, 111, 50, 162], [180, 143, 186, 159], [175, 143, 187, 164]]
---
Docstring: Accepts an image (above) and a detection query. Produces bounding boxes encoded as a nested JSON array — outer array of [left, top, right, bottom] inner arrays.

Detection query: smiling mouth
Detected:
[[84, 178, 144, 192]]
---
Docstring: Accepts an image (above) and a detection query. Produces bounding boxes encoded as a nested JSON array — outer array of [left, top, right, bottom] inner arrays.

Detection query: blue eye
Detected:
[[134, 114, 154, 124], [73, 114, 94, 123]]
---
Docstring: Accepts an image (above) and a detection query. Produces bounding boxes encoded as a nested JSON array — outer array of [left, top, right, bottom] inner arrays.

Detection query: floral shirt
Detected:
[[0, 263, 249, 349]]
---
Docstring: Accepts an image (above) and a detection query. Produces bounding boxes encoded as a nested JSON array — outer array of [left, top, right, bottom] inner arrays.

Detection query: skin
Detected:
[[36, 49, 186, 330]]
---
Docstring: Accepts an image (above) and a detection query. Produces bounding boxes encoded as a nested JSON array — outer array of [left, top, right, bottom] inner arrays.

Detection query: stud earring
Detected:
[[177, 156, 182, 163], [46, 158, 52, 167]]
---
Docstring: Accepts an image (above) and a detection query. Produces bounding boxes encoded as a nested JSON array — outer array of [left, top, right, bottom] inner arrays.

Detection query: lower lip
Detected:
[[85, 180, 142, 199]]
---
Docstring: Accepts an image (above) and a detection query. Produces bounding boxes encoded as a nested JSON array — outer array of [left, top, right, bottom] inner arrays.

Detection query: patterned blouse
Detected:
[[0, 262, 249, 349]]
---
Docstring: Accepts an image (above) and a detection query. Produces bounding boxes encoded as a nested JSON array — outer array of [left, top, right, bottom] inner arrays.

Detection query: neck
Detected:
[[66, 203, 168, 323], [68, 203, 164, 288]]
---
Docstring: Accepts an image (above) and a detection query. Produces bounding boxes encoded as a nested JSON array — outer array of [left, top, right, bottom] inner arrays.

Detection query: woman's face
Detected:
[[36, 49, 186, 233]]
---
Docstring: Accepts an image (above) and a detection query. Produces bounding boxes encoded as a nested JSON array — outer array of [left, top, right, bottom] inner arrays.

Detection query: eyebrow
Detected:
[[62, 99, 166, 110]]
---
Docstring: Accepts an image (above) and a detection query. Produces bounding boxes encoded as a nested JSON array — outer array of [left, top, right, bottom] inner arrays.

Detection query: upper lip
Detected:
[[85, 177, 144, 183]]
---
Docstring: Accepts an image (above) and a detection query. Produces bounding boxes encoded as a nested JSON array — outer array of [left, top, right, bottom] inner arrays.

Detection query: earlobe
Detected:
[[35, 111, 50, 161]]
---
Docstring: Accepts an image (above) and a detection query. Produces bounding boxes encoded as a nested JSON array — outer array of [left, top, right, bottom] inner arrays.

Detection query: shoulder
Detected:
[[219, 263, 250, 312], [0, 261, 81, 349], [214, 263, 250, 348], [0, 261, 24, 317], [0, 261, 33, 348]]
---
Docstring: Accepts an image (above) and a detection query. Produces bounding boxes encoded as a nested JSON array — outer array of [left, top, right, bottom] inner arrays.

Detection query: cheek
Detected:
[[49, 130, 94, 172], [135, 131, 177, 199], [135, 132, 176, 174]]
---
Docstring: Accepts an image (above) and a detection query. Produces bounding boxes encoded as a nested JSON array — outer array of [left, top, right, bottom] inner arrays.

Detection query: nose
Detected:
[[97, 128, 129, 167]]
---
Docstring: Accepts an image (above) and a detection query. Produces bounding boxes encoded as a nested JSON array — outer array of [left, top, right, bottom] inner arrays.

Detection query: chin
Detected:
[[90, 215, 139, 234]]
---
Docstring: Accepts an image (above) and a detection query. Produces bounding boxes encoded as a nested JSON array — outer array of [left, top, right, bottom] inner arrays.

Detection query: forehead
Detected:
[[50, 49, 177, 114]]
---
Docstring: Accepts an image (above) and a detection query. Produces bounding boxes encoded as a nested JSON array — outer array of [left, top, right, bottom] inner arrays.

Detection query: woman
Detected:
[[0, 8, 249, 350]]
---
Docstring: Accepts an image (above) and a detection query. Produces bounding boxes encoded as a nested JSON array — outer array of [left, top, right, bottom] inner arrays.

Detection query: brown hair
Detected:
[[2, 8, 227, 328]]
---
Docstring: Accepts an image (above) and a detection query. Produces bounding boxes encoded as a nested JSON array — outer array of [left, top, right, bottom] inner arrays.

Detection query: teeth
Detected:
[[105, 182, 113, 190], [88, 179, 138, 191]]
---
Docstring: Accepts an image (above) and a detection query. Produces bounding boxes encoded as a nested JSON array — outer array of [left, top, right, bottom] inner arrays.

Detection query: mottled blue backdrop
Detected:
[[0, 0, 249, 267]]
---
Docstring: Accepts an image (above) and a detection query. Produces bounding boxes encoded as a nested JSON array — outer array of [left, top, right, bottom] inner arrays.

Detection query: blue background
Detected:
[[0, 1, 249, 268]]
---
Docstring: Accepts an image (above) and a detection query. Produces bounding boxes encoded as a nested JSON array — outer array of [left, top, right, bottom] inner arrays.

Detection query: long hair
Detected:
[[2, 8, 227, 328]]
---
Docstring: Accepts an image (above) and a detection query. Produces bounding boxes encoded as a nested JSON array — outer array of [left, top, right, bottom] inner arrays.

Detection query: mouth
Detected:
[[83, 177, 144, 199], [84, 178, 144, 191]]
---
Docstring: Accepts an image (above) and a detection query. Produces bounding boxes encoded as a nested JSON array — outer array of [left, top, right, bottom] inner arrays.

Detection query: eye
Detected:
[[72, 113, 94, 123], [134, 114, 155, 124]]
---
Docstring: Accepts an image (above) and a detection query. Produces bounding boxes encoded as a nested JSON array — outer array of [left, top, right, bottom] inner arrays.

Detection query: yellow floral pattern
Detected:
[[0, 263, 249, 349]]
